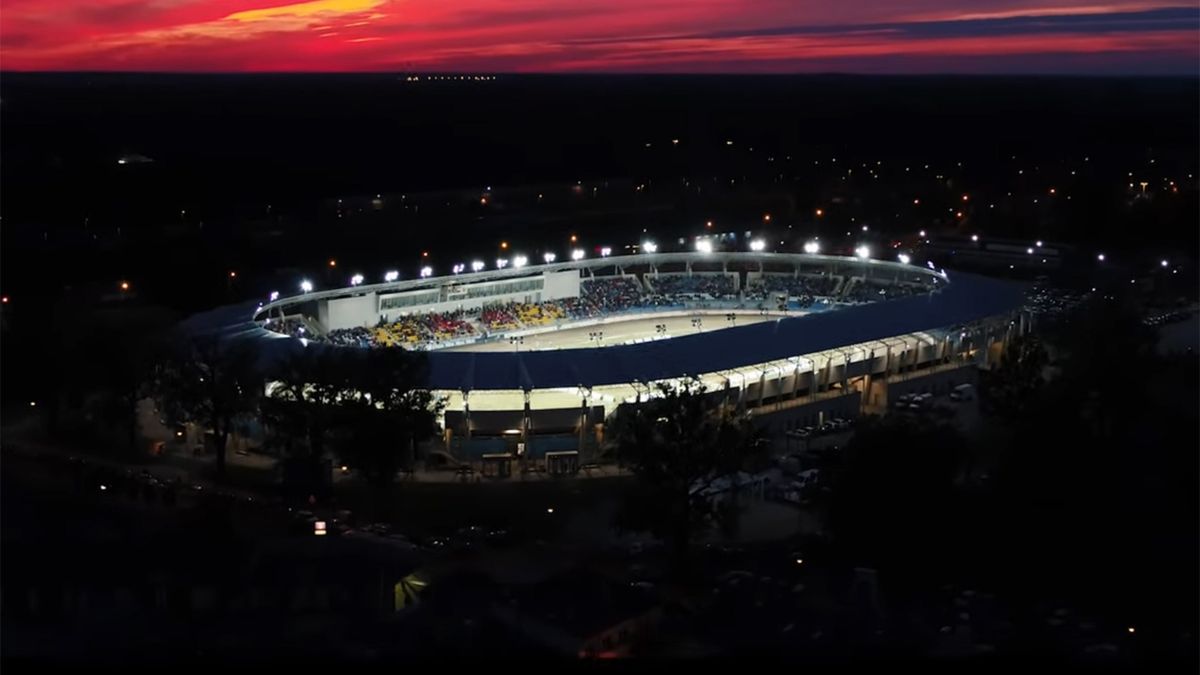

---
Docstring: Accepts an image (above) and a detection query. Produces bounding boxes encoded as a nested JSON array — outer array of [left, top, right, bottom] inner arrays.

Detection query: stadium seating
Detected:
[[648, 274, 736, 298], [268, 271, 935, 349]]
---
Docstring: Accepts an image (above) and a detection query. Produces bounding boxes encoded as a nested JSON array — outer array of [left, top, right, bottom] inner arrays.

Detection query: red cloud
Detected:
[[1, 0, 1195, 73]]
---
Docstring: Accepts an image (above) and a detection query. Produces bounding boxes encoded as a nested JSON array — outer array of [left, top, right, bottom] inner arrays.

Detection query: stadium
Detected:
[[185, 250, 1028, 473]]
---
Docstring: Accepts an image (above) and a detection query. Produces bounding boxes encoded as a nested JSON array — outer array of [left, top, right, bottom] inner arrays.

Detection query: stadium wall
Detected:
[[323, 292, 379, 331]]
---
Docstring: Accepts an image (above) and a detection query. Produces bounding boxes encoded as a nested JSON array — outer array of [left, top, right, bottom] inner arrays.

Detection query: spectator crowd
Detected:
[[648, 274, 737, 299], [267, 272, 934, 349]]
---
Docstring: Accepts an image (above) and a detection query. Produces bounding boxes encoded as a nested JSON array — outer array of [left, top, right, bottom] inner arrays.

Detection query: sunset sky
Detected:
[[2, 0, 1197, 73]]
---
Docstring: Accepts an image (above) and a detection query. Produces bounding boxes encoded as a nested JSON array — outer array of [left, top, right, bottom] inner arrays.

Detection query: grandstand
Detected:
[[266, 258, 939, 350], [189, 251, 1025, 469]]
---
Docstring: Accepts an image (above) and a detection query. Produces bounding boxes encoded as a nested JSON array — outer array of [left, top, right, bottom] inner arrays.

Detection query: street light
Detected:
[[350, 273, 364, 286], [543, 252, 557, 264], [419, 266, 433, 278], [571, 249, 585, 261], [695, 239, 713, 253], [749, 239, 766, 252], [471, 260, 485, 272], [1160, 259, 1169, 268], [803, 241, 820, 254], [513, 255, 528, 268], [384, 270, 400, 282], [855, 245, 870, 260], [898, 253, 911, 264], [496, 258, 509, 269], [300, 280, 313, 293], [452, 263, 465, 274], [269, 291, 280, 302], [642, 241, 658, 253]]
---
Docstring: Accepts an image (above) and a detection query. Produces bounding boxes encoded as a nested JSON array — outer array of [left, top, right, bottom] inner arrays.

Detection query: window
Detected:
[[380, 290, 439, 310]]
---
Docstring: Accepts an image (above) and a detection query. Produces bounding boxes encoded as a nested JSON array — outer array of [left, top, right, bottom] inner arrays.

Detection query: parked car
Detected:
[[950, 383, 975, 401]]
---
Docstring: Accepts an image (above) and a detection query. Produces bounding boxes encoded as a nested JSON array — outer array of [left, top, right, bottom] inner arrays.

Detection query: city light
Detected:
[[642, 241, 658, 253], [300, 280, 313, 293], [1097, 253, 1106, 262], [763, 214, 771, 222], [419, 266, 433, 278], [328, 259, 337, 268], [229, 271, 237, 279], [600, 247, 612, 257], [695, 239, 714, 253], [452, 264, 465, 274], [898, 253, 911, 264], [1027, 248, 1034, 254], [119, 281, 130, 291], [571, 249, 585, 261], [513, 255, 528, 268], [749, 239, 766, 252], [269, 291, 280, 301], [815, 208, 824, 217], [1, 296, 7, 304], [971, 234, 979, 242], [471, 260, 485, 272], [570, 234, 578, 243], [855, 245, 871, 259], [543, 252, 557, 263], [384, 270, 400, 282], [919, 230, 926, 237], [350, 273, 364, 286], [803, 241, 820, 254], [500, 241, 509, 250], [1161, 259, 1169, 267], [496, 258, 509, 269], [1036, 240, 1043, 247]]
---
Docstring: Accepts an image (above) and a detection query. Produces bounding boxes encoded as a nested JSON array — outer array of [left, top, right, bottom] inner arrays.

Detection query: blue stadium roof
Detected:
[[182, 271, 1026, 391]]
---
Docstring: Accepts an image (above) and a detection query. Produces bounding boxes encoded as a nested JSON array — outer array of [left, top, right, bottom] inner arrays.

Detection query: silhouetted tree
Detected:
[[333, 348, 441, 488], [612, 382, 762, 570], [156, 335, 262, 479], [260, 348, 353, 498], [981, 333, 1048, 420], [991, 295, 1198, 627], [47, 302, 175, 452]]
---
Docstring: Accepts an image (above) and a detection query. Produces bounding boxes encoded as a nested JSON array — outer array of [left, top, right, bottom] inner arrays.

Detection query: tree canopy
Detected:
[[612, 382, 763, 567], [155, 334, 263, 479]]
